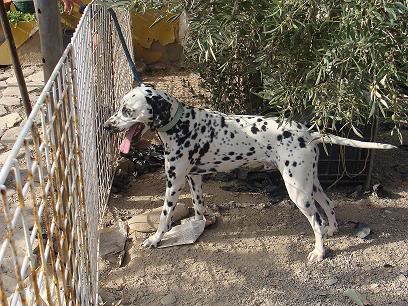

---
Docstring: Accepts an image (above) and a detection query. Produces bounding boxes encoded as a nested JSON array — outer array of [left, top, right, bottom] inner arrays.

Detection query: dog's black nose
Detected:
[[103, 121, 113, 131]]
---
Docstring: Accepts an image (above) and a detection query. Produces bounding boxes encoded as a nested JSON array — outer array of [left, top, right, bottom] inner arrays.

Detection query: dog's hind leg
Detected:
[[142, 165, 188, 248], [284, 182, 326, 262], [186, 175, 204, 220], [313, 178, 338, 237]]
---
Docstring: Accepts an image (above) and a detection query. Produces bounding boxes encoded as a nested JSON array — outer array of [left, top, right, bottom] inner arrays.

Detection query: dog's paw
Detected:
[[307, 249, 325, 263], [326, 225, 338, 237], [141, 235, 161, 248]]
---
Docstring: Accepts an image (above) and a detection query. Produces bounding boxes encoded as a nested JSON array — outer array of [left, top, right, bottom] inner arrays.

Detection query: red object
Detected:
[[3, 0, 12, 10]]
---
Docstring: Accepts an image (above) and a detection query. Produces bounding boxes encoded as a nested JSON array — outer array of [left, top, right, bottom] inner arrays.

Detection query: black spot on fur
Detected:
[[221, 117, 227, 128], [145, 95, 173, 129], [285, 160, 289, 166], [283, 131, 292, 138], [277, 135, 282, 141], [230, 132, 235, 139], [198, 142, 210, 158], [298, 137, 306, 148], [251, 125, 259, 134], [315, 213, 322, 226], [122, 106, 133, 118]]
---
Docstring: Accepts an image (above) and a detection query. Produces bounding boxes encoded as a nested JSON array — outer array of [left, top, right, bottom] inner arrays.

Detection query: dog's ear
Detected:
[[145, 95, 171, 128]]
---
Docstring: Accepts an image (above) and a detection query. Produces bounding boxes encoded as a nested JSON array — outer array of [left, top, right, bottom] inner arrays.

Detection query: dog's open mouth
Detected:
[[119, 122, 145, 154]]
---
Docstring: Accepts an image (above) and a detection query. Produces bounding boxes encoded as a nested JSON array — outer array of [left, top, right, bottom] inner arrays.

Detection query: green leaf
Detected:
[[351, 125, 363, 138], [369, 101, 376, 118]]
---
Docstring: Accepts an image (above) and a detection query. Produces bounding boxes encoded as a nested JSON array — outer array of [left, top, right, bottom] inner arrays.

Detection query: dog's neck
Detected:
[[145, 94, 180, 130]]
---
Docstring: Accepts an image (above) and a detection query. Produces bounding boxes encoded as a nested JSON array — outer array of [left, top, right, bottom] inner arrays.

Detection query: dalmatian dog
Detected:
[[104, 83, 396, 262]]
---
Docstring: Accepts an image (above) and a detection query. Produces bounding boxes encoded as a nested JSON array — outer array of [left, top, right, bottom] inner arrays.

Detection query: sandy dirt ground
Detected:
[[99, 71, 408, 306]]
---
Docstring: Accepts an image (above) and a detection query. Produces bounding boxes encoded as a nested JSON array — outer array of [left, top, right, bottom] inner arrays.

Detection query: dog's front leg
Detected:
[[186, 175, 204, 220], [142, 169, 187, 248]]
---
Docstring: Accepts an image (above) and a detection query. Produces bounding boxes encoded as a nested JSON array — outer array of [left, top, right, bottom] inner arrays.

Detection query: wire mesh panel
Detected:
[[0, 1, 133, 304], [0, 46, 92, 305], [71, 3, 133, 301]]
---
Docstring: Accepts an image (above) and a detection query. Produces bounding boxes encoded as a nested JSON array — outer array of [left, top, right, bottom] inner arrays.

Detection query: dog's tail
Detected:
[[310, 132, 397, 149]]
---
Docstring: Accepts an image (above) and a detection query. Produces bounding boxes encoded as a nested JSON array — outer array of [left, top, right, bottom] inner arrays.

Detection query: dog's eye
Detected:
[[122, 106, 133, 117]]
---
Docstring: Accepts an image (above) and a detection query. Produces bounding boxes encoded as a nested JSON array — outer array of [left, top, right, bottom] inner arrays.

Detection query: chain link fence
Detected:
[[0, 2, 132, 304]]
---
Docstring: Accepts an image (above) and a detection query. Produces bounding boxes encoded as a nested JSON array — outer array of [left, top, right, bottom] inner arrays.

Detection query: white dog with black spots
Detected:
[[104, 84, 396, 262]]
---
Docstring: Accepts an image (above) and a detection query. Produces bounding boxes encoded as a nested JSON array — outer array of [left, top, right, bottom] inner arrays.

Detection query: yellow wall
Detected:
[[131, 11, 180, 64], [0, 5, 181, 66]]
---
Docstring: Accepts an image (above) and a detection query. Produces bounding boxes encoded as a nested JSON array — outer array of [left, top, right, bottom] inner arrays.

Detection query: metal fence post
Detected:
[[34, 0, 64, 81]]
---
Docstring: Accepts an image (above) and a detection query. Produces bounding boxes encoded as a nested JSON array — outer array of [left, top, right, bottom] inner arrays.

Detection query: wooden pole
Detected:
[[0, 0, 39, 143], [34, 0, 64, 81], [0, 0, 33, 117]]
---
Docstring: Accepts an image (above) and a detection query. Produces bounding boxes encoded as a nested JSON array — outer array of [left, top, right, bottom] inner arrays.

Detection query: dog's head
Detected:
[[104, 84, 174, 153]]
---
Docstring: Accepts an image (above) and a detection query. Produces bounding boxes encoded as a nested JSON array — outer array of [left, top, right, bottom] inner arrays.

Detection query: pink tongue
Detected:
[[119, 125, 138, 154]]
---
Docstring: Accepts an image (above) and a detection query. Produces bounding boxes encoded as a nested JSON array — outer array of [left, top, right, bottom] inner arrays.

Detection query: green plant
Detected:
[[101, 0, 408, 141], [7, 10, 36, 27]]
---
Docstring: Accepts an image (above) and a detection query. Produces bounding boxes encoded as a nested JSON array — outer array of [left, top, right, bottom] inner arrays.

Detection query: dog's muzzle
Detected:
[[103, 121, 120, 133]]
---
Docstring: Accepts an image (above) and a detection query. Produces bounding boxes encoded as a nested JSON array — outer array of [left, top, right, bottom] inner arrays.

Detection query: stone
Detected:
[[0, 150, 8, 165], [5, 76, 17, 85], [354, 223, 371, 239], [2, 86, 20, 97], [0, 80, 7, 89], [0, 96, 21, 107], [27, 85, 41, 93], [161, 293, 176, 305], [0, 105, 6, 116], [3, 85, 40, 97], [128, 203, 190, 234], [0, 113, 22, 130], [0, 272, 17, 296], [1, 126, 32, 145], [99, 221, 128, 266], [22, 66, 35, 77], [28, 71, 44, 84], [0, 149, 25, 165], [0, 71, 11, 81], [325, 277, 338, 286]]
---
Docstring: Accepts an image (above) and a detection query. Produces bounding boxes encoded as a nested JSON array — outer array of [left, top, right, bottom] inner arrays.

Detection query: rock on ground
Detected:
[[0, 105, 6, 117], [0, 126, 32, 146], [0, 113, 22, 130], [0, 96, 21, 108], [160, 293, 176, 305]]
